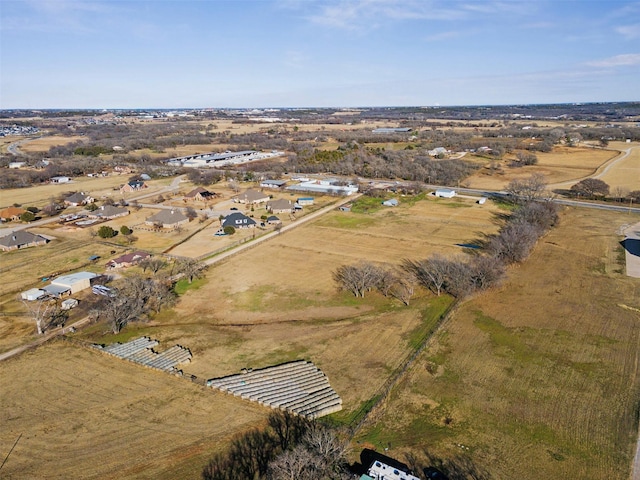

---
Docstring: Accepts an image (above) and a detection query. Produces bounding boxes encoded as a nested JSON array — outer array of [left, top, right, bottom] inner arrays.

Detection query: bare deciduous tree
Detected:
[[139, 257, 166, 274], [174, 258, 208, 284], [506, 173, 548, 203], [570, 178, 610, 198]]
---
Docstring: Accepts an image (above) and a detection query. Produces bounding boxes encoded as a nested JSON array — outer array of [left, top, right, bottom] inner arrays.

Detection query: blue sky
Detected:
[[1, 0, 639, 108]]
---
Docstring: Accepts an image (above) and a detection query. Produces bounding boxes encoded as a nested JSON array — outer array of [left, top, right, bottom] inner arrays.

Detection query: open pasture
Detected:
[[17, 135, 84, 153], [465, 146, 619, 190], [597, 142, 640, 191], [87, 195, 498, 422], [355, 207, 640, 479], [0, 340, 267, 479]]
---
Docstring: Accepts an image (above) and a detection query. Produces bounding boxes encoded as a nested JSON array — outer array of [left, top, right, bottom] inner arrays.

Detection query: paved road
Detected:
[[6, 136, 41, 156]]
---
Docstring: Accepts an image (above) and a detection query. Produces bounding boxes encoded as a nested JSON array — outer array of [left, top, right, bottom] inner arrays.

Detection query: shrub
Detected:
[[97, 226, 117, 238]]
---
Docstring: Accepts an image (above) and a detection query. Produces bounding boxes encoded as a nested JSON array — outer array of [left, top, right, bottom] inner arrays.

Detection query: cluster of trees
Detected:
[[334, 175, 559, 301], [333, 262, 414, 305], [89, 257, 207, 333], [202, 411, 349, 480], [284, 146, 477, 186], [90, 275, 176, 333]]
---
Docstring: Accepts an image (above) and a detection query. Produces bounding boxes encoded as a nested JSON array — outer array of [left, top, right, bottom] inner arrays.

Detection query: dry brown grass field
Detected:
[[0, 175, 171, 210], [465, 146, 619, 190], [0, 340, 267, 479], [597, 142, 640, 191], [17, 135, 84, 153], [77, 195, 499, 420], [355, 207, 640, 479]]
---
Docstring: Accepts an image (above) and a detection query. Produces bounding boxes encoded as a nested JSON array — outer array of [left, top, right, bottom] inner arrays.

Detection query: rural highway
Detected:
[[5, 136, 41, 156]]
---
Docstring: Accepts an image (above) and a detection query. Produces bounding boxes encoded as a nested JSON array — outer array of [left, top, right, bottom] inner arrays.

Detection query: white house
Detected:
[[435, 188, 456, 198]]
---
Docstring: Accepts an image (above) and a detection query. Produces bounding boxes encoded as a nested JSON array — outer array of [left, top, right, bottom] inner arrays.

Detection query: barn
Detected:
[[435, 188, 456, 198]]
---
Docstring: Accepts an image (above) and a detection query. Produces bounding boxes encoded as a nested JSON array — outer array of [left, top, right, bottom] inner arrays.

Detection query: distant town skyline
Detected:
[[1, 0, 639, 109]]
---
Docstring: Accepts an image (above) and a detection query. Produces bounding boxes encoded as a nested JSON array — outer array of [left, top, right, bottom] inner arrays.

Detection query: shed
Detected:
[[61, 298, 79, 310], [42, 284, 70, 298], [21, 288, 46, 301], [297, 197, 314, 206], [435, 188, 456, 198], [382, 198, 399, 207], [478, 197, 487, 205]]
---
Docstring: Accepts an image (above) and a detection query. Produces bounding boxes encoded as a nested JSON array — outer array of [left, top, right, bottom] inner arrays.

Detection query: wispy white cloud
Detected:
[[425, 30, 463, 41], [2, 0, 118, 34], [586, 53, 640, 67], [283, 50, 307, 69], [305, 0, 498, 30], [616, 23, 640, 39]]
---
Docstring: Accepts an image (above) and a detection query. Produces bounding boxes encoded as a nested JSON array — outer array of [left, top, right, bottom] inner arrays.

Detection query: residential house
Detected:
[[233, 189, 270, 205], [222, 212, 256, 229], [64, 192, 93, 207], [266, 198, 293, 214], [89, 205, 129, 220], [120, 180, 147, 194], [0, 206, 26, 222], [145, 209, 189, 228], [184, 187, 217, 202], [0, 231, 49, 251], [106, 251, 150, 269], [266, 215, 281, 225]]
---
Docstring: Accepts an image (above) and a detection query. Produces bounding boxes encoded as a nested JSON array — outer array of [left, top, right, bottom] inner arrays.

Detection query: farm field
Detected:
[[465, 145, 619, 190], [76, 194, 499, 425], [0, 340, 267, 479], [355, 207, 640, 479], [597, 142, 640, 192]]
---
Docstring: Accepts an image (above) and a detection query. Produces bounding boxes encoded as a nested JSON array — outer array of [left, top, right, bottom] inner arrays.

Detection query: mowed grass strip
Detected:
[[355, 207, 640, 479]]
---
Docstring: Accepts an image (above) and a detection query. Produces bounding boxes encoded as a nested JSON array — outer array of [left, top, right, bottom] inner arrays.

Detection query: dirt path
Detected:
[[0, 316, 91, 362]]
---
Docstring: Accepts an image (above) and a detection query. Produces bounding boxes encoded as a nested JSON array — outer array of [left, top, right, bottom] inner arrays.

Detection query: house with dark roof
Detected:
[[89, 205, 129, 220], [106, 251, 150, 269], [64, 192, 93, 206], [145, 209, 189, 228], [0, 231, 49, 251], [184, 187, 217, 202], [222, 212, 256, 229], [266, 215, 281, 225], [233, 189, 270, 205], [120, 180, 147, 194], [266, 198, 293, 214], [0, 206, 26, 222]]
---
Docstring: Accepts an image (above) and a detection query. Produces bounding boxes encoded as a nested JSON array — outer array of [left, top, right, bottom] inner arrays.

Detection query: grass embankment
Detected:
[[355, 207, 640, 479]]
